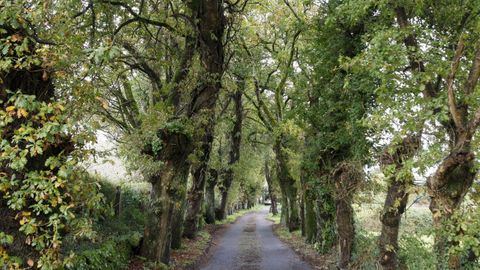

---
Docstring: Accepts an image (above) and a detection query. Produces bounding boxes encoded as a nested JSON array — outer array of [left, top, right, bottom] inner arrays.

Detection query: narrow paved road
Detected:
[[201, 207, 312, 270]]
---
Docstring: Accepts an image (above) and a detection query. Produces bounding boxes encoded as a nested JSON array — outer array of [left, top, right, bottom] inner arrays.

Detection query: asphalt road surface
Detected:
[[201, 207, 312, 270]]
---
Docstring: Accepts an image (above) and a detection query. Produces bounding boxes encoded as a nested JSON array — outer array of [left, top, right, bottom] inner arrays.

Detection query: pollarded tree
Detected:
[[74, 0, 197, 262], [217, 77, 245, 220], [348, 1, 480, 268], [74, 0, 227, 262], [298, 2, 376, 265]]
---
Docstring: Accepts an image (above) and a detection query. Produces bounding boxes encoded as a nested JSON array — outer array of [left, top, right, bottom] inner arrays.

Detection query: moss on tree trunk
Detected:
[[140, 130, 191, 263]]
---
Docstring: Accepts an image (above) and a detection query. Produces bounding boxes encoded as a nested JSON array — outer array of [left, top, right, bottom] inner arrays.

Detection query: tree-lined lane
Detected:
[[201, 207, 311, 270]]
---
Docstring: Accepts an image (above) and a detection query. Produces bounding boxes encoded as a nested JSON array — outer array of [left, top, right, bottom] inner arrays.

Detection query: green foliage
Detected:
[[2, 0, 479, 269], [0, 91, 106, 269], [66, 237, 133, 270], [353, 216, 435, 269], [441, 203, 480, 267], [63, 177, 147, 270], [398, 235, 435, 269]]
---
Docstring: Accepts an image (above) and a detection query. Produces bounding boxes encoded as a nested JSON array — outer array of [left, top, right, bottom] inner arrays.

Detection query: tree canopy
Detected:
[[1, 0, 480, 269]]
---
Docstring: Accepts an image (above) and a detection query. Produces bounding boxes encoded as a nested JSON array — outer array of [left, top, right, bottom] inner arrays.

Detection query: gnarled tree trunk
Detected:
[[184, 129, 215, 238], [428, 135, 476, 269], [140, 130, 191, 263], [205, 169, 218, 224], [315, 178, 336, 253], [218, 87, 244, 219], [183, 0, 225, 238], [333, 162, 363, 269], [378, 135, 420, 269], [274, 135, 300, 232], [265, 161, 278, 215], [171, 193, 188, 249]]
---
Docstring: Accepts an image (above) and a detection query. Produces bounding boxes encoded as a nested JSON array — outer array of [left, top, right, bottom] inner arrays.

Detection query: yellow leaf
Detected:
[[10, 34, 23, 42], [6, 106, 15, 112], [95, 96, 109, 109], [19, 217, 27, 225], [56, 104, 65, 111], [17, 108, 28, 118]]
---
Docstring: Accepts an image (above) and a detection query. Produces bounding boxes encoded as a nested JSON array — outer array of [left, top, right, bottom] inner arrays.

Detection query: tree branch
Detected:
[[446, 37, 465, 129], [283, 0, 301, 22], [274, 30, 301, 120], [101, 0, 176, 34], [464, 45, 480, 95]]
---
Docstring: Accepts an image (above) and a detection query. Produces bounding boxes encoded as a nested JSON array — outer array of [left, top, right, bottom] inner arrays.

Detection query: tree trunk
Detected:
[[378, 135, 420, 269], [271, 194, 278, 215], [280, 197, 288, 225], [315, 185, 336, 253], [205, 169, 218, 224], [171, 198, 187, 250], [265, 161, 278, 215], [140, 130, 191, 263], [141, 176, 175, 263], [184, 146, 212, 238], [378, 180, 410, 270], [274, 136, 300, 232], [304, 190, 316, 243], [300, 193, 305, 237], [427, 135, 476, 269], [335, 200, 354, 270], [183, 0, 225, 238], [218, 181, 230, 220], [333, 162, 363, 270], [218, 87, 244, 219], [299, 163, 309, 237]]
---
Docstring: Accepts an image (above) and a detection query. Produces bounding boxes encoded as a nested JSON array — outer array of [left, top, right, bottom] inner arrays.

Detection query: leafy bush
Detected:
[[442, 203, 480, 269], [398, 235, 435, 269], [0, 91, 105, 269], [350, 229, 378, 269], [66, 234, 141, 270], [63, 177, 147, 270]]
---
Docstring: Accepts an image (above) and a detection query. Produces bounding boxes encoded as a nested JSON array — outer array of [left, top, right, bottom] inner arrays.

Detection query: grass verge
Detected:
[[169, 229, 213, 270]]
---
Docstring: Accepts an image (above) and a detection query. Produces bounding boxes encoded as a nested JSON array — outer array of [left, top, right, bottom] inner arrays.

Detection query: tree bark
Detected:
[[265, 161, 278, 215], [315, 182, 336, 253], [218, 180, 230, 220], [300, 177, 306, 237], [183, 0, 225, 238], [333, 162, 363, 270], [274, 135, 300, 232], [205, 169, 218, 224], [171, 197, 187, 249], [304, 191, 316, 243], [427, 135, 476, 269], [141, 176, 175, 263], [378, 135, 420, 269], [218, 87, 244, 219], [140, 130, 191, 263], [184, 132, 214, 238]]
